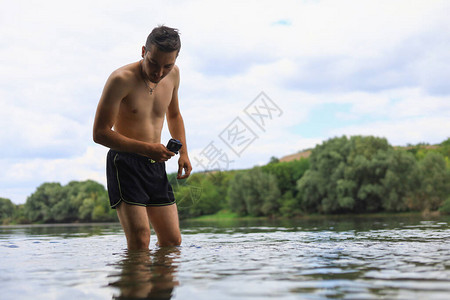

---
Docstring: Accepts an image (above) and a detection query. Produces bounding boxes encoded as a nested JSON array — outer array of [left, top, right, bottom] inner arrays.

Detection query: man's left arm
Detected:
[[166, 66, 192, 179]]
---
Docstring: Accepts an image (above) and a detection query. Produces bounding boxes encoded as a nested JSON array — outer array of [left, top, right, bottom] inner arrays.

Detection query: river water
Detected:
[[1, 215, 449, 299]]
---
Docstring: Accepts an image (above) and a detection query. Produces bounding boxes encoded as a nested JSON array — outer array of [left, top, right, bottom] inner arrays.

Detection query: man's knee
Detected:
[[171, 235, 182, 246], [128, 227, 151, 250], [158, 235, 181, 247]]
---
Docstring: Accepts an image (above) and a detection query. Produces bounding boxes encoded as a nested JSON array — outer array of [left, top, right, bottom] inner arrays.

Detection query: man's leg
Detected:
[[116, 202, 152, 250], [147, 204, 181, 247]]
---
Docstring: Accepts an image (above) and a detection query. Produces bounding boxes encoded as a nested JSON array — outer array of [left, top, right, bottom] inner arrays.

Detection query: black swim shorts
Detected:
[[106, 150, 176, 209]]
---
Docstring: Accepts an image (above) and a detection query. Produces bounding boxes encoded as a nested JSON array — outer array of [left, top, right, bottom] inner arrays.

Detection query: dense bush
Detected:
[[1, 136, 449, 223], [297, 136, 450, 214], [227, 167, 280, 216], [0, 198, 16, 224], [23, 180, 117, 223], [174, 171, 234, 219]]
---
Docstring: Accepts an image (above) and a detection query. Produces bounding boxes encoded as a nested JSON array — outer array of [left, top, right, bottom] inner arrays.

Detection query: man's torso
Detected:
[[114, 62, 176, 144]]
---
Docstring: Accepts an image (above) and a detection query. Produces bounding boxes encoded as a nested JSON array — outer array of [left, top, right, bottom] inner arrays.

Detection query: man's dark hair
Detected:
[[145, 25, 181, 55]]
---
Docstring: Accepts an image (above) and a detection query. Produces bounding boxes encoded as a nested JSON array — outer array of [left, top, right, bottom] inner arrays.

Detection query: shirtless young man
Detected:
[[93, 26, 192, 250]]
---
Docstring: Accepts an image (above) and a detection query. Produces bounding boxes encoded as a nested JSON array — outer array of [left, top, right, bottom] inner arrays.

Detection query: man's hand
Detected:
[[177, 154, 192, 179], [145, 143, 175, 162]]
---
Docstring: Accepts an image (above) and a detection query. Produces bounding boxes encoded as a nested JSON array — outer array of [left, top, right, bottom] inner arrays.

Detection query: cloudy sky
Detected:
[[1, 0, 449, 204]]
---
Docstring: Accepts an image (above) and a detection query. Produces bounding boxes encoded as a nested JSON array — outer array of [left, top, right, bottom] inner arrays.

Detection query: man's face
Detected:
[[141, 45, 177, 83]]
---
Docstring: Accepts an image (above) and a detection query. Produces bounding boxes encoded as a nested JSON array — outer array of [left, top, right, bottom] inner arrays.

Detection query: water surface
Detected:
[[1, 215, 449, 299]]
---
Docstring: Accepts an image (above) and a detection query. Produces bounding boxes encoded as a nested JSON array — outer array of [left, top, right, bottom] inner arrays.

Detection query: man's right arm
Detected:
[[92, 71, 173, 162]]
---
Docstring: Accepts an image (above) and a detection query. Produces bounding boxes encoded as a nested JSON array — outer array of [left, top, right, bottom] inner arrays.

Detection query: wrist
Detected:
[[138, 142, 157, 157]]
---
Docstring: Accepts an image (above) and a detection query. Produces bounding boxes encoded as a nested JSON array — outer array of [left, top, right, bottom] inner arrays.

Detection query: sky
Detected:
[[1, 0, 449, 204]]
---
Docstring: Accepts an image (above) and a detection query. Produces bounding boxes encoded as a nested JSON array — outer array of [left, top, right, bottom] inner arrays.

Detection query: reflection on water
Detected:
[[1, 215, 449, 299], [0, 222, 123, 238], [109, 247, 179, 300]]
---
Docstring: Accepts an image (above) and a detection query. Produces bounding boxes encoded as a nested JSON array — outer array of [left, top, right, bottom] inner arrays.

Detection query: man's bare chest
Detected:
[[120, 83, 173, 119]]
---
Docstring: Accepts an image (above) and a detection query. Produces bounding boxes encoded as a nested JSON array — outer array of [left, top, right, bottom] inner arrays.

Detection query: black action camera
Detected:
[[166, 138, 182, 154]]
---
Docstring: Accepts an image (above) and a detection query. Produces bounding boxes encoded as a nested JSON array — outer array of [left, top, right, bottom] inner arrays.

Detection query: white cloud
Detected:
[[0, 146, 108, 204], [329, 88, 450, 120], [1, 0, 449, 203], [329, 116, 450, 147]]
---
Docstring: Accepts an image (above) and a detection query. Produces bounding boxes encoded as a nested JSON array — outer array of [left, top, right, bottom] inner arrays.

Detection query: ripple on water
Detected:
[[0, 218, 449, 299], [174, 221, 450, 299]]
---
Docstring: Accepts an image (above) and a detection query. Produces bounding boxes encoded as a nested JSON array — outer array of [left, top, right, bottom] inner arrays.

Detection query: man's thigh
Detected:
[[117, 202, 151, 239], [147, 204, 181, 246]]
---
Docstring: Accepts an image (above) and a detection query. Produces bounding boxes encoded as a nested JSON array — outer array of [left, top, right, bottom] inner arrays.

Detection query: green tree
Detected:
[[78, 188, 113, 221], [261, 158, 309, 217], [24, 180, 115, 223], [439, 197, 450, 214], [189, 179, 221, 216], [0, 198, 16, 224], [268, 156, 280, 164], [173, 173, 205, 218], [438, 137, 450, 168], [297, 136, 395, 214], [227, 167, 280, 216], [412, 152, 450, 211], [278, 191, 303, 217], [24, 182, 64, 222], [68, 180, 112, 221], [379, 149, 420, 211], [297, 136, 352, 213], [298, 136, 450, 214], [174, 171, 236, 219], [14, 204, 29, 224], [261, 158, 310, 197], [226, 171, 248, 216]]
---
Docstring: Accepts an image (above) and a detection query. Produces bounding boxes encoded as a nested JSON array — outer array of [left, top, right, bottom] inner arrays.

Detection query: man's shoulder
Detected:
[[109, 62, 139, 84], [169, 65, 180, 84]]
